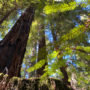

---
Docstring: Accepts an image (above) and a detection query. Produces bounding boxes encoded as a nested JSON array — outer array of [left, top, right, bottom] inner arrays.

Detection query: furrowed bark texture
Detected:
[[0, 6, 35, 77], [36, 25, 47, 76]]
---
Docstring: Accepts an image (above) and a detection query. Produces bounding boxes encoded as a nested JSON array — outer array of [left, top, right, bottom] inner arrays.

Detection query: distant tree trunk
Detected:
[[0, 7, 16, 25], [0, 5, 35, 78], [28, 44, 37, 77], [36, 25, 47, 76], [51, 24, 70, 85]]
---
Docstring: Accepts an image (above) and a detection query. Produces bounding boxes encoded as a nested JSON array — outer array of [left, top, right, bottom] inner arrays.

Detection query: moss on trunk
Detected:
[[0, 73, 73, 90]]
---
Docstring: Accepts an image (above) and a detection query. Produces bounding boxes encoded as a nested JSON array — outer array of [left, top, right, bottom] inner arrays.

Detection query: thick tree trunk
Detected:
[[36, 25, 47, 76], [51, 24, 70, 85], [0, 7, 16, 25], [0, 5, 35, 78]]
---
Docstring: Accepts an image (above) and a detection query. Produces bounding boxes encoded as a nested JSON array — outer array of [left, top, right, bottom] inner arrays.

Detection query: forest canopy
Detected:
[[0, 0, 90, 90]]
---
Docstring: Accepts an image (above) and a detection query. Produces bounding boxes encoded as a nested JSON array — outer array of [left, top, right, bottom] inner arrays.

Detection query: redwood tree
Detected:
[[0, 5, 35, 78]]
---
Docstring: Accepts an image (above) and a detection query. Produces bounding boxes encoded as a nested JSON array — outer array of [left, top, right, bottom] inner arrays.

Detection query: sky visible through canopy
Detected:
[[0, 0, 89, 79]]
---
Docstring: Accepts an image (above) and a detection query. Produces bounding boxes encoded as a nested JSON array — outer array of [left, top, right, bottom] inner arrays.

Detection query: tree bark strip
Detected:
[[29, 45, 37, 77], [0, 5, 35, 78], [36, 25, 47, 76]]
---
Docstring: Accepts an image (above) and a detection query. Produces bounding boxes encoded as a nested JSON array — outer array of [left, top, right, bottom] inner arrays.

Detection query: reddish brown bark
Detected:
[[0, 5, 35, 78]]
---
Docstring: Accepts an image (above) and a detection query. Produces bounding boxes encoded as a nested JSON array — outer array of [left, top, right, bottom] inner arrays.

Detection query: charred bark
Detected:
[[0, 5, 35, 78], [36, 25, 47, 76]]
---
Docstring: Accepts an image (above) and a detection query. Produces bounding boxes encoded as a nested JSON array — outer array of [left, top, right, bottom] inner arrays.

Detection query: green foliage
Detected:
[[44, 1, 78, 14], [48, 51, 58, 60], [59, 25, 85, 43], [76, 46, 90, 53], [27, 59, 46, 72], [0, 0, 89, 89]]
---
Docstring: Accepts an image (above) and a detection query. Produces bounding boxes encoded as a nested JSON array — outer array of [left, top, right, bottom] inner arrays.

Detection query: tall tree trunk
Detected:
[[28, 44, 37, 77], [0, 7, 16, 25], [36, 25, 47, 76], [51, 24, 70, 85], [0, 5, 35, 78]]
